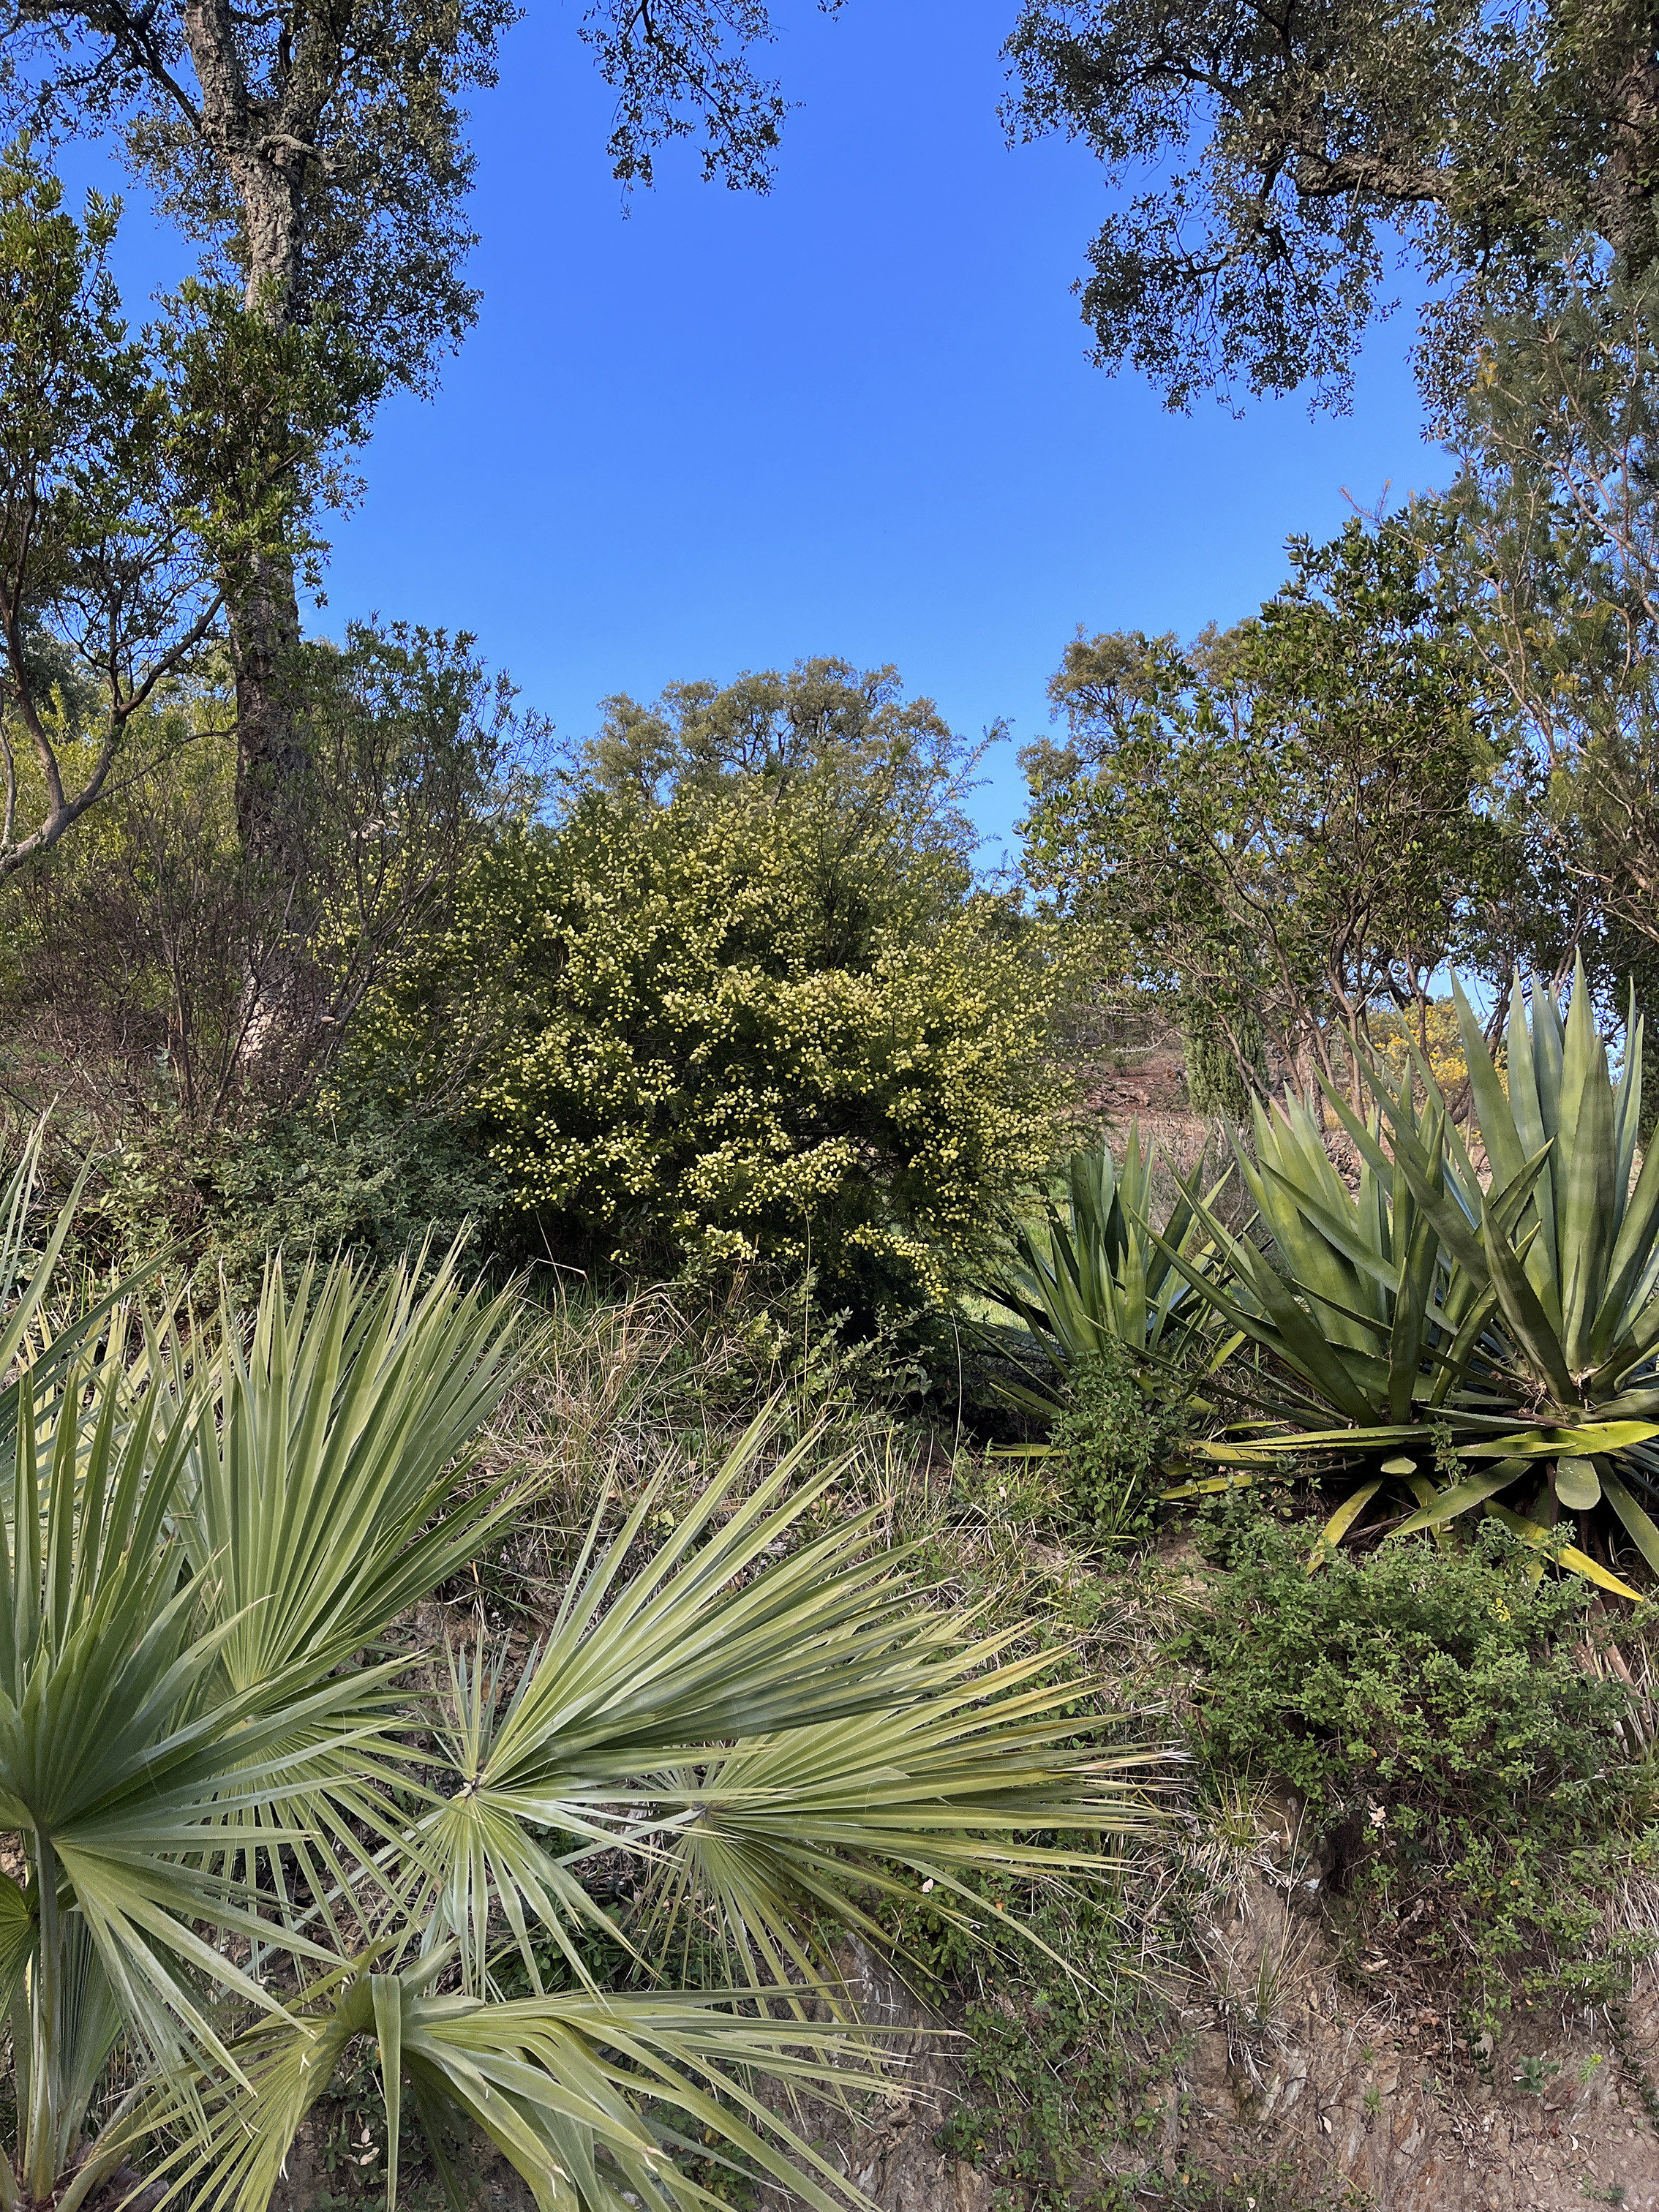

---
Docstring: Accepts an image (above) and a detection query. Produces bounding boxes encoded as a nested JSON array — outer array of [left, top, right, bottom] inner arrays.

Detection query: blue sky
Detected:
[[72, 0, 1441, 857]]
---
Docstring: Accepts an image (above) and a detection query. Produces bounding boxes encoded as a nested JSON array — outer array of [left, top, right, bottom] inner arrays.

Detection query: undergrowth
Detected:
[[1174, 1505, 1659, 2041], [298, 1290, 1659, 2212]]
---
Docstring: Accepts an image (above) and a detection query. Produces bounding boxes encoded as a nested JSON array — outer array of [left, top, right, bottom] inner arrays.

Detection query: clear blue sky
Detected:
[[72, 0, 1441, 859]]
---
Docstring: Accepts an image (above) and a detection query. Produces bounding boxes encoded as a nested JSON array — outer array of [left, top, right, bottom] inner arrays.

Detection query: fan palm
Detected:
[[0, 1175, 1151, 2212]]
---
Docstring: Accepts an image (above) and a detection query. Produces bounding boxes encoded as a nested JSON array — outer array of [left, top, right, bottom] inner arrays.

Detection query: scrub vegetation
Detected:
[[4, 0, 1659, 2202]]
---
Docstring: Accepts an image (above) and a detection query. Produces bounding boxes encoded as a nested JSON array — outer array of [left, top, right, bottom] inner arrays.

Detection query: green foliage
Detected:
[[1338, 966, 1659, 1580], [930, 1885, 1185, 2212], [95, 1100, 504, 1294], [1050, 1339, 1192, 1543], [1023, 520, 1511, 1108], [0, 1146, 1149, 2212], [0, 615, 533, 1252], [1175, 1511, 1658, 2035], [0, 140, 358, 881], [1159, 971, 1659, 1597], [575, 657, 980, 867], [12, 0, 516, 399], [1181, 999, 1259, 1118], [982, 1127, 1219, 1415], [1004, 0, 1654, 410], [1430, 255, 1659, 1007], [426, 787, 1067, 1320]]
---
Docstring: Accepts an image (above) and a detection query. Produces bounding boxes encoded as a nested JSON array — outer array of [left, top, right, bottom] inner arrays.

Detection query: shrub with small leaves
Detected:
[[1050, 1339, 1190, 1543], [418, 793, 1069, 1325], [1174, 1511, 1659, 2035]]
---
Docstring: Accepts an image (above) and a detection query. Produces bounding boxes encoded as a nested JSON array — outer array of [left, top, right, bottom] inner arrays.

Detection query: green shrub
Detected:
[[420, 795, 1069, 1323], [1051, 1339, 1191, 1543], [1174, 1513, 1659, 2035], [96, 1100, 503, 1294]]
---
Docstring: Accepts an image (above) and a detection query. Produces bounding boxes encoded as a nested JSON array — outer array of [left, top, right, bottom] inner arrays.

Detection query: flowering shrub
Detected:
[[433, 791, 1066, 1317], [1366, 996, 1506, 1095]]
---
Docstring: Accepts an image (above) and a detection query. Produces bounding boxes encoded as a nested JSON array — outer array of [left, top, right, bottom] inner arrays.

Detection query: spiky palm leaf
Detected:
[[0, 1205, 1154, 2212], [412, 1418, 1146, 2009]]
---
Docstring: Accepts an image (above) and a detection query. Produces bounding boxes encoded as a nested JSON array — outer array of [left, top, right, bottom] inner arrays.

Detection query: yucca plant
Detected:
[[0, 1176, 1151, 2212], [982, 1125, 1227, 1421]]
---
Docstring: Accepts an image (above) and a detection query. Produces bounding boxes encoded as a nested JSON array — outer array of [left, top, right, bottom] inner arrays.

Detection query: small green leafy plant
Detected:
[[1050, 1339, 1193, 1543], [1173, 1511, 1659, 2038]]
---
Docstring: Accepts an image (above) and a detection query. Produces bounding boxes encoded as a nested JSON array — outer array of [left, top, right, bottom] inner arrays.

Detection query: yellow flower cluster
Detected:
[[1367, 999, 1507, 1097], [434, 791, 1069, 1310]]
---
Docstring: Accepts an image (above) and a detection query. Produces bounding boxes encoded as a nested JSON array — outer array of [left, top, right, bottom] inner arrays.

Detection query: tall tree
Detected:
[[1428, 254, 1659, 1013], [1023, 519, 1513, 1103], [1, 0, 827, 861], [0, 141, 348, 885], [1003, 0, 1659, 408]]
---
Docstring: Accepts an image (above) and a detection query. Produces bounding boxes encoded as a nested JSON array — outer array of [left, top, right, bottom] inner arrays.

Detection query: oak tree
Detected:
[[0, 141, 349, 886], [1022, 519, 1511, 1103], [1004, 0, 1659, 407], [0, 0, 832, 859]]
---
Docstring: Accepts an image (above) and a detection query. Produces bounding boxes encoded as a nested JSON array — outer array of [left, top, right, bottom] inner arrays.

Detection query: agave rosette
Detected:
[[1357, 966, 1659, 1586], [981, 1124, 1230, 1421], [1158, 967, 1659, 1597]]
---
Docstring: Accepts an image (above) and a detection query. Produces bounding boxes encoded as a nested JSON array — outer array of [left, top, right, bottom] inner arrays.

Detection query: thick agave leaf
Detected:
[[1342, 967, 1659, 1587], [1149, 1080, 1493, 1436], [1484, 1503, 1643, 1602], [1306, 1479, 1383, 1569], [1602, 1465, 1659, 1576], [1445, 964, 1659, 1410]]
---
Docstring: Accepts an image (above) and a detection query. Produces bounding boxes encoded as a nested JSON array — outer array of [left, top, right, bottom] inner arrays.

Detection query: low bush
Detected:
[[1050, 1339, 1192, 1543], [87, 1099, 504, 1294], [1173, 1511, 1659, 2036]]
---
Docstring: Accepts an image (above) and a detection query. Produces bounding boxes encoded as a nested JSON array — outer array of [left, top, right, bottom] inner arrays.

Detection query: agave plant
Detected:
[[0, 1172, 1150, 2212], [1358, 966, 1659, 1582], [1161, 1083, 1491, 1434], [982, 1125, 1229, 1420], [1159, 974, 1659, 1596], [1154, 1072, 1532, 1551]]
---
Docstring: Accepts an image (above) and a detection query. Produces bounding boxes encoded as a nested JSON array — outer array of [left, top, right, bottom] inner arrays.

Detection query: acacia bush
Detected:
[[415, 789, 1067, 1320]]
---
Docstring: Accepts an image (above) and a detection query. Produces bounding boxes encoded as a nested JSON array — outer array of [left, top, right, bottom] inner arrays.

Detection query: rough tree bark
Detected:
[[178, 0, 340, 876]]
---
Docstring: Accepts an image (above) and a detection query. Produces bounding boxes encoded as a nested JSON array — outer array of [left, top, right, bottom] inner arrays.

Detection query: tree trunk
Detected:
[[228, 550, 306, 876], [181, 0, 317, 881], [1598, 29, 1659, 270]]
